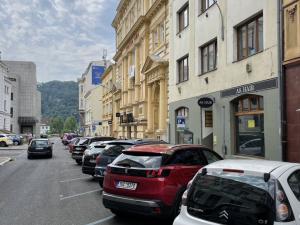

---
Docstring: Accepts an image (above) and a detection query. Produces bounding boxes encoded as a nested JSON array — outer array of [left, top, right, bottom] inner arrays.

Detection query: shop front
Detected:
[[169, 78, 282, 160]]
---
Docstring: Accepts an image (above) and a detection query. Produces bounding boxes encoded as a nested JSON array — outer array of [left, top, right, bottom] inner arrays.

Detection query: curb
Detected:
[[0, 157, 12, 166]]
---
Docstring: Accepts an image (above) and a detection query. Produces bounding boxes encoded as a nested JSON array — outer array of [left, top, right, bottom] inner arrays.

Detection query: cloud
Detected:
[[0, 0, 118, 82]]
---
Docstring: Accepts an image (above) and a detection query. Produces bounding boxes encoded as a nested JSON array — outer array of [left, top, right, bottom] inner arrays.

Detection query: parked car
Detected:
[[174, 159, 300, 225], [102, 144, 222, 219], [72, 136, 115, 165], [7, 134, 23, 145], [95, 139, 167, 187], [27, 139, 53, 159], [0, 134, 14, 147], [68, 137, 81, 153], [62, 133, 79, 146]]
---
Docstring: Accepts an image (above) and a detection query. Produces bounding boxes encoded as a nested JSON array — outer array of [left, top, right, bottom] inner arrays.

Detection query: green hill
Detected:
[[37, 81, 79, 120]]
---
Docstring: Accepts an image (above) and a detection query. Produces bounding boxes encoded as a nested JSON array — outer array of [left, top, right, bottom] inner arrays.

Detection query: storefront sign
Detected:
[[198, 97, 214, 108], [221, 78, 278, 98]]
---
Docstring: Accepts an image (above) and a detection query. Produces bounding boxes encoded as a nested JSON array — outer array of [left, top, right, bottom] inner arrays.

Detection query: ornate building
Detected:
[[112, 0, 169, 140]]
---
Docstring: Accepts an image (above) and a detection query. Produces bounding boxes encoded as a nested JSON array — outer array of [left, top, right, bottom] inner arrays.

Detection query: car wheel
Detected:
[[27, 154, 32, 159], [0, 142, 6, 147], [75, 159, 82, 165], [110, 209, 126, 217], [13, 141, 18, 146]]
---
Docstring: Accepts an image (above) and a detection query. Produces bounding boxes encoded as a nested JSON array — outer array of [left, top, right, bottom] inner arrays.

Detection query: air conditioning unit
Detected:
[[128, 65, 135, 79]]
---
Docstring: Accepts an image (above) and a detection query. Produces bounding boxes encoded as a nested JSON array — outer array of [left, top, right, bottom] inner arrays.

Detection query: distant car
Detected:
[[62, 133, 80, 145], [68, 137, 81, 153], [95, 139, 167, 187], [102, 144, 222, 219], [174, 159, 300, 225], [27, 139, 53, 159], [40, 134, 48, 138], [0, 134, 14, 147], [72, 136, 115, 164], [7, 134, 23, 145]]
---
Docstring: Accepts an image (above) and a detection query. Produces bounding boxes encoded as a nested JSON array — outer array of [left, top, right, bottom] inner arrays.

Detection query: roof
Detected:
[[204, 159, 299, 177], [123, 144, 206, 154]]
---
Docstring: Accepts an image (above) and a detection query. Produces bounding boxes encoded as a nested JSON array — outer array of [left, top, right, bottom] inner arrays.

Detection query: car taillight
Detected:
[[182, 180, 193, 206], [96, 155, 101, 165], [276, 181, 294, 222], [146, 169, 171, 178]]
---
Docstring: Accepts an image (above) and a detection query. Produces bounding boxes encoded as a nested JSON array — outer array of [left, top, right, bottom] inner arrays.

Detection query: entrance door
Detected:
[[21, 126, 33, 134], [234, 95, 265, 157]]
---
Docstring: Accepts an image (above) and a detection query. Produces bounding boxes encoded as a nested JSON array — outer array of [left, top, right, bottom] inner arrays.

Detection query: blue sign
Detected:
[[176, 116, 186, 129], [92, 66, 105, 85]]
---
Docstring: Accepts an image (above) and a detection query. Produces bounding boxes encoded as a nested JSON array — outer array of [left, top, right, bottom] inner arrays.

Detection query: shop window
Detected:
[[233, 95, 265, 157], [176, 107, 193, 144]]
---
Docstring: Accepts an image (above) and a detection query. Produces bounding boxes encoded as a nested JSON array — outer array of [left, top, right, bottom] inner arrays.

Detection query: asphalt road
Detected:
[[0, 138, 171, 225]]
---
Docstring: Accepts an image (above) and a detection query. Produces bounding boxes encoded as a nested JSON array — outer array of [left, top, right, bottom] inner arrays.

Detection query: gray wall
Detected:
[[169, 88, 282, 161]]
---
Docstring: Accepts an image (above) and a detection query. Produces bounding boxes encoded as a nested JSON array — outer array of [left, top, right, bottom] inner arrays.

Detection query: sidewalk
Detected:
[[0, 144, 28, 151], [0, 157, 12, 166]]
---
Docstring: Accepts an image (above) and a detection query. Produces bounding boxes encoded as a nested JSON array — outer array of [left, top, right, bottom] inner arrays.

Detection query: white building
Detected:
[[40, 124, 50, 135], [78, 60, 109, 136], [0, 61, 11, 132], [169, 0, 281, 160]]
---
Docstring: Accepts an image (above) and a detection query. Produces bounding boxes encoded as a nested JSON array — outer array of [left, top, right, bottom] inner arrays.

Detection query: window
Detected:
[[288, 170, 300, 201], [237, 14, 263, 60], [178, 56, 189, 83], [178, 4, 189, 32], [168, 149, 206, 165], [11, 92, 13, 101], [205, 111, 213, 127], [199, 0, 216, 14], [201, 39, 217, 74], [234, 95, 265, 157], [10, 107, 13, 118], [4, 100, 6, 111], [202, 149, 222, 164]]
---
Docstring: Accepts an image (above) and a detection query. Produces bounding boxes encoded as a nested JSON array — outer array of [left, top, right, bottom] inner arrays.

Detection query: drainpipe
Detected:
[[277, 0, 286, 161]]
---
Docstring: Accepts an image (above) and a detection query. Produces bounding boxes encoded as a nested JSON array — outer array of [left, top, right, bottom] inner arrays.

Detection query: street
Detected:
[[0, 138, 170, 225]]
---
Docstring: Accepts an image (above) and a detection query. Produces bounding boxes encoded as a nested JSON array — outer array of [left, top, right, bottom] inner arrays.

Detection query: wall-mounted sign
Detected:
[[92, 66, 105, 85], [221, 78, 278, 98], [176, 116, 186, 129], [198, 97, 214, 108]]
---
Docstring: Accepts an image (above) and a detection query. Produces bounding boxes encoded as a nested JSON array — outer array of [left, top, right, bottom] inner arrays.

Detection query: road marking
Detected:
[[60, 189, 101, 200], [59, 177, 89, 183], [85, 215, 115, 225]]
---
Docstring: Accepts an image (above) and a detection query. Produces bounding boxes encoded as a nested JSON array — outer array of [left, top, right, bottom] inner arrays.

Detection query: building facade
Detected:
[[78, 61, 107, 136], [169, 0, 281, 160], [0, 61, 11, 132], [3, 61, 41, 136], [112, 0, 169, 141], [282, 0, 300, 162]]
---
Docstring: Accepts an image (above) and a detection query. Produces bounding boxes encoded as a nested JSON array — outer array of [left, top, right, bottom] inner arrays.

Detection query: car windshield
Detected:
[[113, 153, 163, 168], [31, 140, 48, 148], [187, 173, 276, 225], [78, 138, 88, 145], [89, 145, 106, 154]]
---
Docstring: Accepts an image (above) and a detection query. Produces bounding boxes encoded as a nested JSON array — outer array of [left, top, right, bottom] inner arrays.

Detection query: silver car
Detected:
[[174, 159, 300, 225]]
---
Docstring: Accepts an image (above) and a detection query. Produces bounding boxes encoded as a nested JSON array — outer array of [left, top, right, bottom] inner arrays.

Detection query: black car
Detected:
[[27, 139, 53, 159], [72, 136, 115, 164], [94, 139, 167, 187]]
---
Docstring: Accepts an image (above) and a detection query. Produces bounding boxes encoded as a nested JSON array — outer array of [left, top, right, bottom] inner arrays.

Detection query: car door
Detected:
[[167, 148, 206, 185], [278, 166, 300, 224]]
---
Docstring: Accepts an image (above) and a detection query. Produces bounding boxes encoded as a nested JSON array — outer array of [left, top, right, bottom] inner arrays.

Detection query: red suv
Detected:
[[102, 144, 222, 219]]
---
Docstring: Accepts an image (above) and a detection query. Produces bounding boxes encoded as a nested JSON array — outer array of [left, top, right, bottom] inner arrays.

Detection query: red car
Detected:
[[102, 144, 222, 219], [68, 137, 80, 153]]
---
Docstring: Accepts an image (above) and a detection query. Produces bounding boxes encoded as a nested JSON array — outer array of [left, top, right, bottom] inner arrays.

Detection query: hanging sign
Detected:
[[198, 97, 214, 108]]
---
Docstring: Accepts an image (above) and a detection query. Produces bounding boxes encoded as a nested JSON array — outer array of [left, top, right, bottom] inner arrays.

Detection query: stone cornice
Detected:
[[145, 0, 167, 20]]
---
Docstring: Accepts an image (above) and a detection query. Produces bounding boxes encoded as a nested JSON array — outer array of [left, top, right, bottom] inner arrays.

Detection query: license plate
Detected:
[[90, 159, 96, 163], [116, 181, 137, 190], [36, 147, 43, 150]]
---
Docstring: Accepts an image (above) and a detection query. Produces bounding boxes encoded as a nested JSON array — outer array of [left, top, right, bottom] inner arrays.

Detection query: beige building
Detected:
[[112, 0, 169, 141], [101, 65, 116, 137]]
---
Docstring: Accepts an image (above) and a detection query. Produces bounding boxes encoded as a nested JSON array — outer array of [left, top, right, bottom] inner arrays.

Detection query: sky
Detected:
[[0, 0, 118, 82]]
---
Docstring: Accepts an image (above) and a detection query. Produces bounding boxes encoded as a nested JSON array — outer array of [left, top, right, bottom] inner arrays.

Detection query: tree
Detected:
[[50, 117, 64, 134], [63, 116, 77, 133]]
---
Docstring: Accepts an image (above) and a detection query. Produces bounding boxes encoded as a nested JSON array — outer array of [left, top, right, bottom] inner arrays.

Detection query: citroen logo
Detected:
[[219, 210, 229, 220]]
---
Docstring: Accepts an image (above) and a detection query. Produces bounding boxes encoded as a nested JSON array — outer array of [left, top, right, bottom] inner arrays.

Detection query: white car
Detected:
[[174, 159, 300, 225]]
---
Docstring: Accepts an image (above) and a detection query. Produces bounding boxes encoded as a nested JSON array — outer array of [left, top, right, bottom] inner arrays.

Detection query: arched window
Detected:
[[233, 95, 265, 157], [175, 107, 193, 144]]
